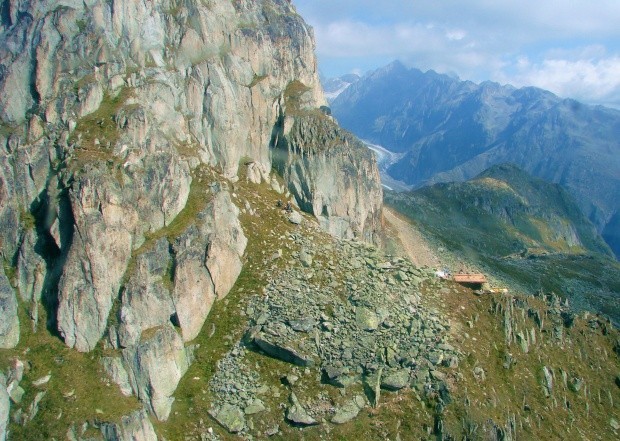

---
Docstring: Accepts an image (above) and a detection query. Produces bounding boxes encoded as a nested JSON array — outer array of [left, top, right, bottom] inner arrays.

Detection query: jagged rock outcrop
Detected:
[[57, 165, 137, 352], [0, 0, 385, 435], [275, 112, 383, 243], [100, 188, 245, 419], [170, 189, 246, 341], [114, 238, 175, 349], [122, 324, 192, 421], [100, 409, 157, 441], [16, 230, 45, 332]]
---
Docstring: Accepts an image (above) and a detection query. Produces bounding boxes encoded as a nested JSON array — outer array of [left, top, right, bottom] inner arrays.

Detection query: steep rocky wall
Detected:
[[0, 0, 383, 429], [275, 111, 383, 243], [0, 0, 322, 349]]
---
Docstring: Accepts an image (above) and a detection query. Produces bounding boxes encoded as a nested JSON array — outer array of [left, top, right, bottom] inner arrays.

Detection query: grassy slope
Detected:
[[385, 165, 620, 324]]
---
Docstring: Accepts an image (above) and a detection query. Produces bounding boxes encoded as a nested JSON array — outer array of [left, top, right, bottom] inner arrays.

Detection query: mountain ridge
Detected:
[[331, 61, 620, 258], [386, 163, 620, 323]]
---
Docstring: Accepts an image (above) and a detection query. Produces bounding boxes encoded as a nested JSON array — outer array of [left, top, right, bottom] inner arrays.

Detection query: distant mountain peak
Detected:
[[330, 61, 620, 258]]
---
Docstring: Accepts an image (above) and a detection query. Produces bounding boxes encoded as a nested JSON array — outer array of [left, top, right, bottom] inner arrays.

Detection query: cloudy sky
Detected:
[[294, 0, 620, 108]]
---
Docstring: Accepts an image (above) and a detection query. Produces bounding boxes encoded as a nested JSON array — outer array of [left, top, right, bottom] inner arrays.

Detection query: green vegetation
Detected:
[[436, 286, 620, 440], [68, 88, 134, 173], [75, 19, 86, 32], [248, 73, 268, 88], [283, 80, 312, 115], [385, 164, 620, 324], [19, 209, 36, 231]]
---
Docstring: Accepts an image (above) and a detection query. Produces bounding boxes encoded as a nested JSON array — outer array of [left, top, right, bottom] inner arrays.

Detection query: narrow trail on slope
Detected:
[[383, 206, 442, 269]]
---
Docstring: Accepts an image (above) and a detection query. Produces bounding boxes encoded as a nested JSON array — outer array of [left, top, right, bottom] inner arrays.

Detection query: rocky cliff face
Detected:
[[0, 0, 383, 432], [274, 110, 383, 243]]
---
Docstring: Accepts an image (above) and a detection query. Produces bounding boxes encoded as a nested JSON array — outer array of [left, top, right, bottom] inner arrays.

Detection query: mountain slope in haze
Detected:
[[321, 73, 360, 102], [331, 61, 620, 258], [386, 163, 620, 323]]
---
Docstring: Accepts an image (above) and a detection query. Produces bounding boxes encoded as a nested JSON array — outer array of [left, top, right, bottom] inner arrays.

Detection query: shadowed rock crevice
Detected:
[[0, 1, 11, 28], [25, 178, 74, 336]]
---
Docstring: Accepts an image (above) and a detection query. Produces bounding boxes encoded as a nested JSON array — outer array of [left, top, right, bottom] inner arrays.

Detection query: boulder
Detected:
[[102, 357, 133, 397], [24, 391, 46, 424], [299, 249, 313, 267], [356, 307, 379, 331], [209, 403, 246, 433], [381, 370, 410, 391], [32, 374, 51, 387], [7, 383, 24, 404], [473, 366, 486, 382], [332, 395, 365, 424], [288, 210, 303, 225], [569, 377, 583, 393], [7, 359, 24, 385], [542, 366, 553, 397], [365, 368, 383, 407], [288, 318, 317, 332], [246, 162, 269, 185], [244, 399, 266, 415], [254, 333, 316, 367], [286, 393, 318, 426]]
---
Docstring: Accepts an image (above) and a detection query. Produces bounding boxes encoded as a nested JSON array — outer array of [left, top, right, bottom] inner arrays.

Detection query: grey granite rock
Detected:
[[286, 393, 318, 426], [332, 396, 365, 424], [100, 408, 157, 441], [381, 370, 410, 391], [102, 357, 133, 397], [254, 333, 316, 367], [0, 268, 19, 349], [356, 307, 380, 331], [122, 325, 191, 421], [210, 403, 246, 434]]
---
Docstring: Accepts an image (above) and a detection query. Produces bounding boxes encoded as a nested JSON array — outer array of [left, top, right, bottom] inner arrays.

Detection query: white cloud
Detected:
[[295, 0, 620, 106], [495, 53, 620, 107], [446, 30, 466, 41], [314, 20, 445, 58]]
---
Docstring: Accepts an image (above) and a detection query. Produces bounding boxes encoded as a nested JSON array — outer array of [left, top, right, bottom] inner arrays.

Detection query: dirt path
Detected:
[[383, 207, 442, 269]]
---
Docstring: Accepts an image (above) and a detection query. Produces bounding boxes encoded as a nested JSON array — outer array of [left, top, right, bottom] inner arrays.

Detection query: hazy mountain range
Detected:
[[329, 61, 620, 258]]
